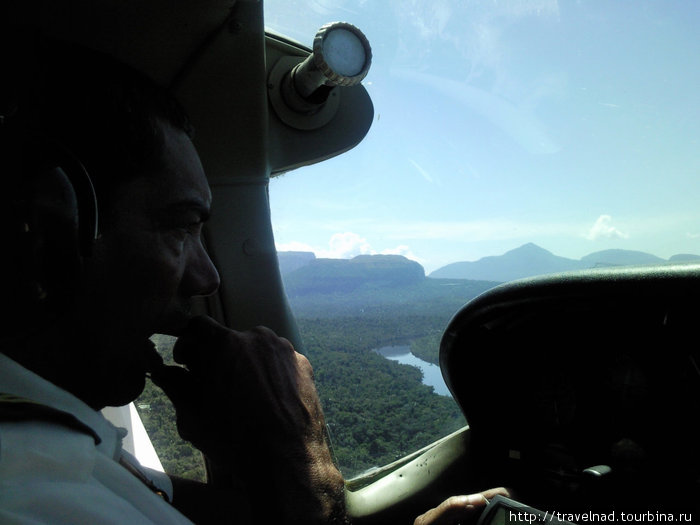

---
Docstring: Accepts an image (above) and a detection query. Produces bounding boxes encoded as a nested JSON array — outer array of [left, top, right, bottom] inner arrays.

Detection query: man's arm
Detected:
[[150, 316, 347, 524], [149, 315, 503, 525]]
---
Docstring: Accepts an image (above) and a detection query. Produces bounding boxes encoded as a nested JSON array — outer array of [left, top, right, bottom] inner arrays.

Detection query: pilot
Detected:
[[0, 38, 505, 524]]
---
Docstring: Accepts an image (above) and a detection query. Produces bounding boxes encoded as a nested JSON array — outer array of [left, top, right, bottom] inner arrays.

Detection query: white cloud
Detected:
[[380, 244, 423, 263], [325, 232, 373, 258], [276, 232, 420, 262], [380, 244, 412, 256], [276, 232, 373, 259], [585, 215, 629, 241]]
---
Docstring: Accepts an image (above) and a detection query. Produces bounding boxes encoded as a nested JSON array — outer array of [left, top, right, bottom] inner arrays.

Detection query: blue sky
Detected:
[[265, 0, 700, 274]]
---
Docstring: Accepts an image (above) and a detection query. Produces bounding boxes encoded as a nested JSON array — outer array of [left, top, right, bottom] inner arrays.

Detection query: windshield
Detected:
[[268, 1, 699, 269], [265, 0, 700, 478]]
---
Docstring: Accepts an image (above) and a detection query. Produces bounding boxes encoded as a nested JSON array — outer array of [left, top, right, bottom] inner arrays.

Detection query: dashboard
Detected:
[[441, 264, 700, 515]]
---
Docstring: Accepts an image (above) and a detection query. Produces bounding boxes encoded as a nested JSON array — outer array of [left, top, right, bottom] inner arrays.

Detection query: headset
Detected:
[[0, 31, 99, 277], [28, 139, 100, 257], [1, 105, 100, 316]]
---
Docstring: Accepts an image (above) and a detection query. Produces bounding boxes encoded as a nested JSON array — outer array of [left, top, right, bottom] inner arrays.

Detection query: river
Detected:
[[374, 345, 451, 397]]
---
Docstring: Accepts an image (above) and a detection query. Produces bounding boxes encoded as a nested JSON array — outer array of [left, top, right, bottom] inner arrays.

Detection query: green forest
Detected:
[[135, 259, 497, 481], [297, 315, 466, 477]]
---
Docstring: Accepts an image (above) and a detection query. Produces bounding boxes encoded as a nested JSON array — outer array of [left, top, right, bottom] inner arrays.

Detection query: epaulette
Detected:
[[0, 392, 101, 445]]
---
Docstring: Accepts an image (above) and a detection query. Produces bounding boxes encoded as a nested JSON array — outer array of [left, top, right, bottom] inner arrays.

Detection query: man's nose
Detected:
[[185, 239, 220, 297]]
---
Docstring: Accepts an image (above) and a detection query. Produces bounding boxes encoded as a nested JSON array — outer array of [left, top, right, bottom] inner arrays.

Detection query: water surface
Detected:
[[375, 345, 451, 397]]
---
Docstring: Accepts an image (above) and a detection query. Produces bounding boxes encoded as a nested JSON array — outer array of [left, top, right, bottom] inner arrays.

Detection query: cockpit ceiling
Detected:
[[7, 0, 374, 177], [6, 0, 237, 86]]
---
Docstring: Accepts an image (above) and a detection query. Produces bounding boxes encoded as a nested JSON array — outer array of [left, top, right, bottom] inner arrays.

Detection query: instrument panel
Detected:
[[441, 264, 700, 514]]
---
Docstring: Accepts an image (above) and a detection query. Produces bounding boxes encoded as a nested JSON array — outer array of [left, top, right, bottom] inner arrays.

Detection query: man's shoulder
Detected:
[[0, 419, 194, 525], [0, 417, 98, 484]]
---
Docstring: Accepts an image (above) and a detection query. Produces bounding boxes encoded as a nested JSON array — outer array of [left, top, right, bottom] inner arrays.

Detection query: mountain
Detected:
[[429, 243, 585, 282], [277, 252, 498, 317], [669, 254, 700, 263], [275, 246, 700, 314], [580, 249, 665, 267], [283, 254, 425, 296], [278, 251, 316, 276], [429, 244, 700, 282]]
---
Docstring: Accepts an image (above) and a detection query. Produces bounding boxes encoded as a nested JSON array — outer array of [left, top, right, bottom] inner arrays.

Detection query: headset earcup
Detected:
[[25, 166, 83, 313]]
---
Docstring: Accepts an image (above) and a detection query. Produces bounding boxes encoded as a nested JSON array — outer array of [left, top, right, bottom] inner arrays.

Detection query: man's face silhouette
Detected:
[[73, 120, 220, 407]]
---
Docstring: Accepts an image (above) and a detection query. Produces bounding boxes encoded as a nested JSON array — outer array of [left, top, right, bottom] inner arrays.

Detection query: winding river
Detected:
[[374, 345, 451, 397]]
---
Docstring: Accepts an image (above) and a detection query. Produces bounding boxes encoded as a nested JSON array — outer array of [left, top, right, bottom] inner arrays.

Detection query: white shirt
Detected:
[[0, 353, 194, 524]]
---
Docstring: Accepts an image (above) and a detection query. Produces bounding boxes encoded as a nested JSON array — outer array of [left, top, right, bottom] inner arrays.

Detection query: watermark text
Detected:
[[508, 510, 693, 523]]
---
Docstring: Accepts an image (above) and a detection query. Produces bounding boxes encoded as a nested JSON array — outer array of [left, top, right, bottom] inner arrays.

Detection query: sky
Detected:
[[265, 0, 700, 274]]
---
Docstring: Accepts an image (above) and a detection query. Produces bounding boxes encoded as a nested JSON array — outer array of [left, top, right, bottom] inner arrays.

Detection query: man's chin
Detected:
[[99, 347, 152, 408]]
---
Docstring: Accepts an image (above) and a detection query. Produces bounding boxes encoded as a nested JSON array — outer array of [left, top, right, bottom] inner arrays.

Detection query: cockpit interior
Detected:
[[5, 1, 700, 523]]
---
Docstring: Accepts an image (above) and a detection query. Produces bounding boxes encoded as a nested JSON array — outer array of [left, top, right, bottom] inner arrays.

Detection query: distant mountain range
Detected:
[[281, 253, 425, 295], [278, 251, 317, 276], [429, 243, 700, 281], [277, 252, 495, 318], [279, 244, 700, 289], [276, 246, 700, 318]]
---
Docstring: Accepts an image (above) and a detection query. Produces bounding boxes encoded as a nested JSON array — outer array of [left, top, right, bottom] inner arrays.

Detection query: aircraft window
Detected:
[[267, 1, 699, 479]]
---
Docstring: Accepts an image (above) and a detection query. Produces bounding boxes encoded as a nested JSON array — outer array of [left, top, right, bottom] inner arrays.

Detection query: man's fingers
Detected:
[[172, 317, 295, 372], [153, 317, 326, 462], [413, 488, 511, 525], [172, 315, 227, 368], [148, 363, 192, 407], [413, 496, 483, 525], [480, 487, 510, 500]]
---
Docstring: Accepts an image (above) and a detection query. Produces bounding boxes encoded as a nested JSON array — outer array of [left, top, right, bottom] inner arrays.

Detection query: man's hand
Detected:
[[413, 488, 511, 525], [149, 315, 346, 524]]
